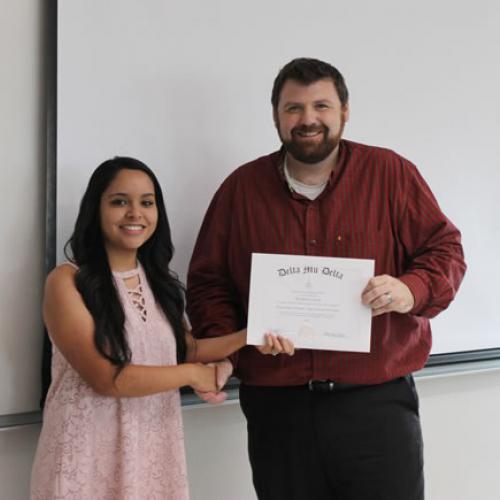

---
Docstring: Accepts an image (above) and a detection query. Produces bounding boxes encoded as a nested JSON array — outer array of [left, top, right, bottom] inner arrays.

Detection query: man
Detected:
[[187, 58, 466, 500]]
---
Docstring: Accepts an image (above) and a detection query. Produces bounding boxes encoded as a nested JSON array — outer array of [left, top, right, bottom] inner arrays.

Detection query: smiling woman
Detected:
[[99, 169, 159, 265], [29, 157, 287, 499]]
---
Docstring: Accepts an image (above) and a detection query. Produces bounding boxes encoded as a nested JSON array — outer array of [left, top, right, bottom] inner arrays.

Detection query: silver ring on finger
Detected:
[[385, 292, 393, 305]]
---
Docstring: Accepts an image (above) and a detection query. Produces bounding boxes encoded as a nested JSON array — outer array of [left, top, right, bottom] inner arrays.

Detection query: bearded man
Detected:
[[187, 58, 466, 500]]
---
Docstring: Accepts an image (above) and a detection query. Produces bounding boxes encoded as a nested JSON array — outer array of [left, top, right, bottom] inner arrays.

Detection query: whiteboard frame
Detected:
[[42, 0, 500, 397]]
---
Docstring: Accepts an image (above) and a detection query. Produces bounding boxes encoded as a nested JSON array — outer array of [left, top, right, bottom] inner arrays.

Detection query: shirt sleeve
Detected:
[[395, 160, 467, 318], [186, 176, 243, 366]]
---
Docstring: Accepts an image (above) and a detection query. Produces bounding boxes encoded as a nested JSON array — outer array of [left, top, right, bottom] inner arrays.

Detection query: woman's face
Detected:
[[99, 168, 158, 255]]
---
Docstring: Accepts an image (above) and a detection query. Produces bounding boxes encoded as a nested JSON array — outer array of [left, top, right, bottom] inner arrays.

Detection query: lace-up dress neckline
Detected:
[[112, 265, 147, 323]]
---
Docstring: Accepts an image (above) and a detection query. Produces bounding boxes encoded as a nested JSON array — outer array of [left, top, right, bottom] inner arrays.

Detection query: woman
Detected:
[[31, 157, 292, 499]]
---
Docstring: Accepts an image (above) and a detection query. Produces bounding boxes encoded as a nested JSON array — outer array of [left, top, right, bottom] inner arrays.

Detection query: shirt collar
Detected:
[[277, 142, 345, 197]]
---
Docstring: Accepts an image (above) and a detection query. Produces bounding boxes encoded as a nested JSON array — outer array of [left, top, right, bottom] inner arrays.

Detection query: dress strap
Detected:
[[112, 266, 140, 279]]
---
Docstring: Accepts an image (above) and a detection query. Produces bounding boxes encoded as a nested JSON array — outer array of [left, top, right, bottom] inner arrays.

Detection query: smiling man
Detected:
[[187, 58, 466, 500], [275, 78, 348, 172]]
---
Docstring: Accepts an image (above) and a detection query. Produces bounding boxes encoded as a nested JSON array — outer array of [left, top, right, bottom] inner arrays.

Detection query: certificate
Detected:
[[247, 253, 374, 352]]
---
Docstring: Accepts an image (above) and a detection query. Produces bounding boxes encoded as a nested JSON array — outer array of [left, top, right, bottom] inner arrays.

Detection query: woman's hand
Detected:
[[257, 332, 295, 356], [188, 363, 218, 393]]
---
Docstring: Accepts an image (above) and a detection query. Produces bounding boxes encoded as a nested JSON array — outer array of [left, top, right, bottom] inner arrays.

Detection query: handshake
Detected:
[[195, 332, 294, 404]]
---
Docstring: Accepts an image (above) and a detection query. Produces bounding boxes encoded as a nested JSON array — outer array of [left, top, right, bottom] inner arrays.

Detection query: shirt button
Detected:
[[310, 239, 317, 245]]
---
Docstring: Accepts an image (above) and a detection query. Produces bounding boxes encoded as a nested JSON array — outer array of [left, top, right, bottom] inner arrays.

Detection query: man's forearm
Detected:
[[187, 329, 246, 363]]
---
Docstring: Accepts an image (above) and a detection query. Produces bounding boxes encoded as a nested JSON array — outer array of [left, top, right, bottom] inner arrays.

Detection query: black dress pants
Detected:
[[239, 376, 424, 500]]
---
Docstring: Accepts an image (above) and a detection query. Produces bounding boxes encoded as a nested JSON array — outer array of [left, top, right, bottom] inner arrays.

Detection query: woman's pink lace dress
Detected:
[[31, 264, 189, 499]]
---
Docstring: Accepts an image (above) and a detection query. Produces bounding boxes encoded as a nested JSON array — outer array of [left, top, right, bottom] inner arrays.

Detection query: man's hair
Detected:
[[271, 58, 349, 109]]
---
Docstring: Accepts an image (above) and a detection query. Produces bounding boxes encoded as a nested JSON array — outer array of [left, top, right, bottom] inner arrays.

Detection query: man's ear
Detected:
[[272, 109, 279, 129], [342, 103, 350, 123]]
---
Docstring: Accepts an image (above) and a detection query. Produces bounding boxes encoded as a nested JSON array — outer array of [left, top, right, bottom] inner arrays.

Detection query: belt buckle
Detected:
[[308, 380, 335, 392]]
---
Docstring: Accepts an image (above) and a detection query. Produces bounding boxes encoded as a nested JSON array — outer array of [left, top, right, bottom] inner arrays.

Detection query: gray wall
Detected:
[[1, 2, 499, 499], [0, 2, 45, 416]]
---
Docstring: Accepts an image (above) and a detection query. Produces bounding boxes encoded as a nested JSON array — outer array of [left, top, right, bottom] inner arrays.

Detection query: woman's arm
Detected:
[[44, 265, 217, 397]]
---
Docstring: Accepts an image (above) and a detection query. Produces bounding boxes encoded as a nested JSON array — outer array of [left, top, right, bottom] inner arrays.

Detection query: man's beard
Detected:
[[279, 122, 344, 165]]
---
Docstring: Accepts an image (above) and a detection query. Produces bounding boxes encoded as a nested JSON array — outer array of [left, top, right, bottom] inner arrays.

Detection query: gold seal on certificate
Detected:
[[247, 253, 375, 352]]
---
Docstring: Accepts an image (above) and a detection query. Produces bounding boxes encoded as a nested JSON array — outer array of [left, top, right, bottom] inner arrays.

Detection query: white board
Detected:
[[57, 0, 500, 359]]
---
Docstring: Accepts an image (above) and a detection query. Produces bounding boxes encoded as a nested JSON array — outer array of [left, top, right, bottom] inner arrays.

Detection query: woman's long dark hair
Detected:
[[64, 157, 187, 366]]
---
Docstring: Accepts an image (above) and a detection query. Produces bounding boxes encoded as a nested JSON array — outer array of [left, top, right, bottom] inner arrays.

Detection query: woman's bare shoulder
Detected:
[[45, 263, 78, 293]]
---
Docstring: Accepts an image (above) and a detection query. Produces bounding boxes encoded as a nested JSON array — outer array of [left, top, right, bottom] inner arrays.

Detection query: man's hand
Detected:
[[256, 332, 295, 356], [362, 274, 415, 317], [194, 359, 233, 404]]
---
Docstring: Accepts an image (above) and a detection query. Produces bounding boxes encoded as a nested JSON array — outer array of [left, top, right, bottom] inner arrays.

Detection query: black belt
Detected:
[[307, 380, 370, 393]]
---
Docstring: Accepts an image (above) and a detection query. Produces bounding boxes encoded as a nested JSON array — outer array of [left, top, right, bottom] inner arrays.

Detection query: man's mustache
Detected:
[[291, 124, 329, 136]]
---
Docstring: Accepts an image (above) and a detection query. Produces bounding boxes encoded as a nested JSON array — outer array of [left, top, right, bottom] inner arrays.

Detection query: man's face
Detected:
[[274, 78, 349, 164]]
